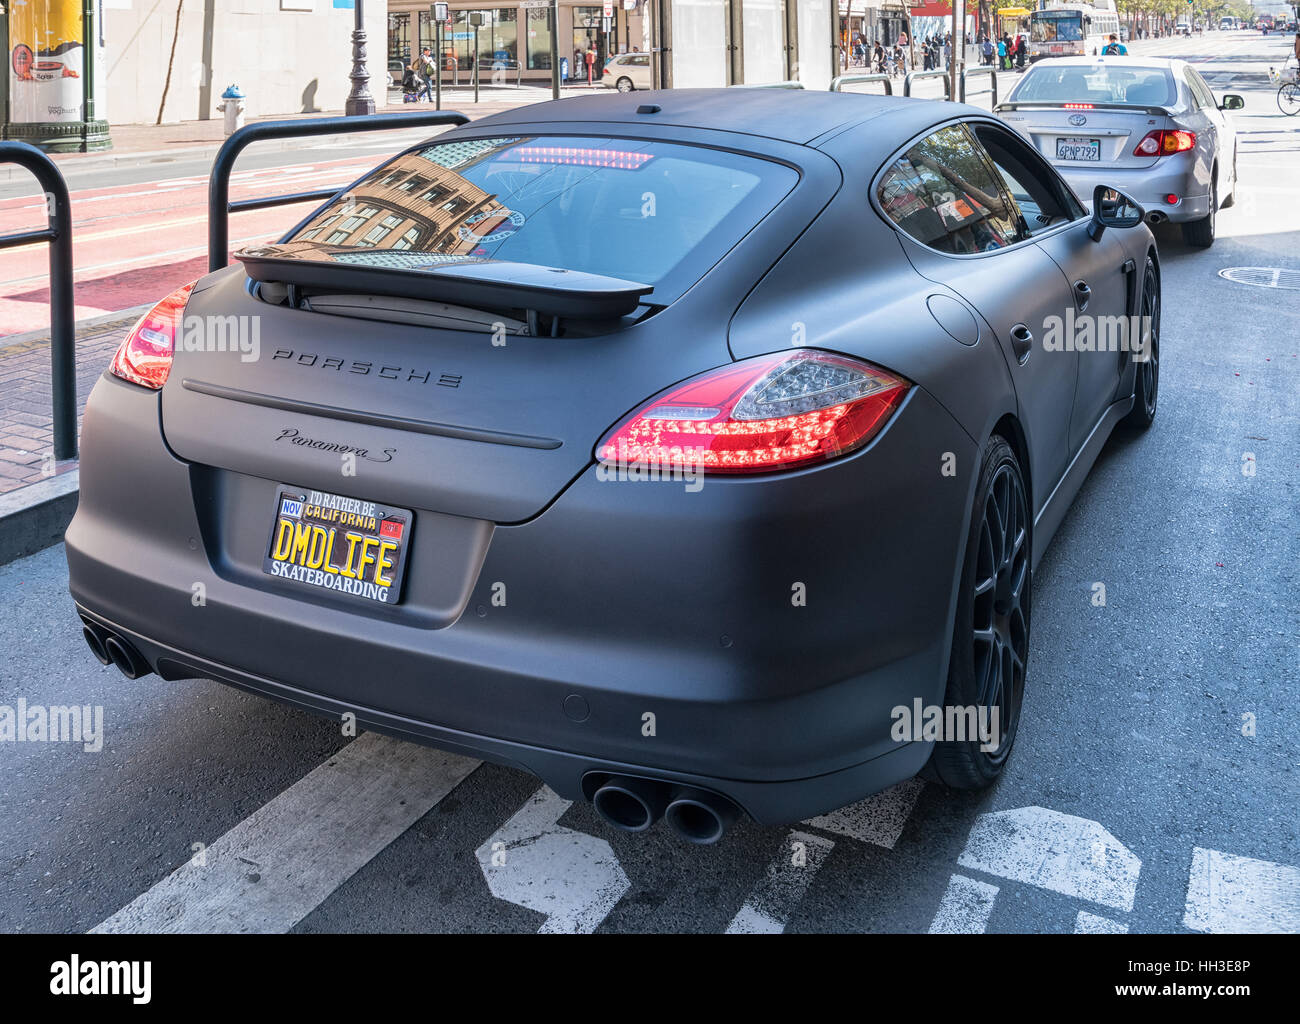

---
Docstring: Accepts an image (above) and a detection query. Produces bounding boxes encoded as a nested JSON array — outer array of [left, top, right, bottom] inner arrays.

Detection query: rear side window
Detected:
[[289, 135, 798, 299], [1011, 65, 1176, 107], [876, 124, 1025, 254]]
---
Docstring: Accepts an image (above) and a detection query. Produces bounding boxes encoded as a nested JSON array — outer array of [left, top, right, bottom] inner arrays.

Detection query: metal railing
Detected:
[[902, 69, 953, 99], [829, 73, 894, 95], [479, 59, 524, 88], [960, 65, 999, 108], [732, 80, 806, 89], [208, 111, 470, 273], [0, 142, 76, 460]]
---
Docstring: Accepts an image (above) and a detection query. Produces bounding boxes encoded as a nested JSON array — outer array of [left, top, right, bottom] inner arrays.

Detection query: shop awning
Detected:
[[997, 7, 1032, 16]]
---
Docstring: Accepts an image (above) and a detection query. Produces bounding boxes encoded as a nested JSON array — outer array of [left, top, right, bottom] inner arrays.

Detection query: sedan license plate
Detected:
[[263, 486, 412, 606], [1057, 137, 1101, 162]]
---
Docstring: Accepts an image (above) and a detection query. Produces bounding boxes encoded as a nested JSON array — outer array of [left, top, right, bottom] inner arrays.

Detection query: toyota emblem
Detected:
[[1069, 113, 1087, 126]]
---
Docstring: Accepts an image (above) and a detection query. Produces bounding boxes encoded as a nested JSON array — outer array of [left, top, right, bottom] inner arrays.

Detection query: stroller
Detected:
[[402, 66, 425, 103]]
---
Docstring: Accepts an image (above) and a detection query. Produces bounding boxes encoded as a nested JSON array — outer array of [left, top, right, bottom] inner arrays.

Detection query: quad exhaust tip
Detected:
[[590, 774, 741, 844]]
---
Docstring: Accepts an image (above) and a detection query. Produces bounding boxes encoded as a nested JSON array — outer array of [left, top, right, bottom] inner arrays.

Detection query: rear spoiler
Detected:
[[235, 243, 653, 320], [995, 101, 1175, 117]]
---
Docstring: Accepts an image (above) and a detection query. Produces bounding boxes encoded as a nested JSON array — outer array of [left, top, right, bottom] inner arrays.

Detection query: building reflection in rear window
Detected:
[[288, 135, 799, 295]]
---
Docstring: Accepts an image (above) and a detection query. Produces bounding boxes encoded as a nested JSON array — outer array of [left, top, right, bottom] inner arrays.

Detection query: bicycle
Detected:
[[1271, 61, 1300, 115]]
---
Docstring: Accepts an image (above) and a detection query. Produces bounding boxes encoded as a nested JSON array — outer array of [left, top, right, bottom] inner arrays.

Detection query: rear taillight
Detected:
[[597, 350, 909, 475], [1133, 129, 1196, 156], [109, 281, 195, 389]]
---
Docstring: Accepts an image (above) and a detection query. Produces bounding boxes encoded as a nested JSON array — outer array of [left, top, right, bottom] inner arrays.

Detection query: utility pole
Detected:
[[431, 3, 448, 110], [551, 0, 561, 99], [950, 0, 965, 101], [471, 11, 482, 102]]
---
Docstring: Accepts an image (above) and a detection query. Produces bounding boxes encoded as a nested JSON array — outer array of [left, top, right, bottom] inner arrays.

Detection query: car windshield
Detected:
[[1010, 65, 1177, 106], [288, 135, 799, 296]]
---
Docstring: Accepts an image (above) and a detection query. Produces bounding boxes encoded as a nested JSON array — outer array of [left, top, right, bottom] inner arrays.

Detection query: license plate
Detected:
[[1057, 137, 1101, 161], [263, 486, 412, 606]]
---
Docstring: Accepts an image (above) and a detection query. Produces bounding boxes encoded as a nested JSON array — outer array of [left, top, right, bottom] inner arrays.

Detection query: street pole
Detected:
[[473, 22, 481, 102], [436, 21, 443, 109], [950, 0, 964, 101], [551, 1, 561, 99], [345, 0, 376, 116]]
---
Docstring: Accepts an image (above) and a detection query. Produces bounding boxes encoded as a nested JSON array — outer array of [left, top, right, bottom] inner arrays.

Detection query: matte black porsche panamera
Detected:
[[66, 91, 1160, 843]]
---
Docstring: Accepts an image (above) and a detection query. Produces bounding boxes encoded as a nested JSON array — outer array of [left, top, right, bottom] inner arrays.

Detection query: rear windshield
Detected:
[[289, 135, 798, 299], [1010, 66, 1177, 107]]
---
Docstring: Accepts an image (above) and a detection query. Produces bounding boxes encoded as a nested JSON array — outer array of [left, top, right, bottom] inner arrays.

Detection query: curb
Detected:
[[0, 304, 151, 352], [0, 470, 79, 567]]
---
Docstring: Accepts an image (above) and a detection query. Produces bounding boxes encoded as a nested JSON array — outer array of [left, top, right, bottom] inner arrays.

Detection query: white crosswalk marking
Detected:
[[92, 733, 480, 933], [957, 806, 1142, 912], [476, 786, 629, 934], [725, 830, 835, 934], [1075, 911, 1128, 934], [929, 874, 999, 933], [803, 779, 925, 848], [1183, 846, 1300, 934]]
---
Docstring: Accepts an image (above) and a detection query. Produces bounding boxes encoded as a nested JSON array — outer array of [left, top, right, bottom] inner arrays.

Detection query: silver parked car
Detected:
[[601, 52, 653, 92], [995, 56, 1244, 247]]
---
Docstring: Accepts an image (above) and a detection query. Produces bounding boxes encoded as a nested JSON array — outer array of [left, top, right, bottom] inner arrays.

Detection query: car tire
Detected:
[[1220, 151, 1237, 209], [925, 435, 1030, 790], [1122, 255, 1161, 429], [1181, 173, 1216, 248], [616, 76, 634, 93]]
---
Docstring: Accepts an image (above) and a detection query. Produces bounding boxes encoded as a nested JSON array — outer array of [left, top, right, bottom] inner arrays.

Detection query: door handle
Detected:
[[1073, 280, 1092, 311], [1010, 323, 1034, 364]]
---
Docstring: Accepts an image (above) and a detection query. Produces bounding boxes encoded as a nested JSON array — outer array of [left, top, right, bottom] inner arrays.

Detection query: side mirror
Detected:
[[1219, 93, 1245, 110], [1088, 185, 1145, 241]]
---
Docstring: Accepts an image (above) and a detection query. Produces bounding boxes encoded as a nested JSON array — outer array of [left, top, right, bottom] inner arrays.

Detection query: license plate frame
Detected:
[[262, 485, 413, 606], [1056, 137, 1101, 162]]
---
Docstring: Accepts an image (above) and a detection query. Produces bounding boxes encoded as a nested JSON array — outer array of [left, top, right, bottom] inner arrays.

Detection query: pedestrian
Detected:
[[982, 35, 994, 66], [1102, 33, 1128, 56], [943, 37, 952, 70], [997, 36, 1007, 70], [1016, 33, 1027, 69], [874, 41, 885, 74]]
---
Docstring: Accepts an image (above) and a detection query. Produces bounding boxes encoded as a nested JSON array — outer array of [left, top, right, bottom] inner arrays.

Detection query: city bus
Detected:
[[1028, 2, 1121, 61]]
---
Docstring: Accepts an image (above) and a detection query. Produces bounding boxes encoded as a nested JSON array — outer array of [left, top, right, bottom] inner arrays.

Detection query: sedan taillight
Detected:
[[597, 350, 909, 475], [1133, 129, 1196, 156], [109, 281, 195, 389]]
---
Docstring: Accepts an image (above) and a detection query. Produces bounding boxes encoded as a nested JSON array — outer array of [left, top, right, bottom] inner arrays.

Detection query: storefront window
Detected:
[[526, 9, 553, 70], [570, 6, 607, 81], [388, 12, 410, 65]]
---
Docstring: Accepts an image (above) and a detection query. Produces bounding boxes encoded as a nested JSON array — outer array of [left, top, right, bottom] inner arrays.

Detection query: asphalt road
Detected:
[[0, 30, 1296, 934]]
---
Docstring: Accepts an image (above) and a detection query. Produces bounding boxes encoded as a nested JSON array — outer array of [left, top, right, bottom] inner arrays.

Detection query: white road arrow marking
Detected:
[[1075, 911, 1128, 934], [929, 874, 999, 933], [92, 733, 480, 934], [725, 830, 835, 934], [957, 806, 1142, 912], [476, 786, 630, 934], [1183, 846, 1300, 934]]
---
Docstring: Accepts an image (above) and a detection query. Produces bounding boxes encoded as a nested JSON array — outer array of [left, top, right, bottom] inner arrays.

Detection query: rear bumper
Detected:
[[1061, 156, 1210, 223], [66, 371, 977, 824]]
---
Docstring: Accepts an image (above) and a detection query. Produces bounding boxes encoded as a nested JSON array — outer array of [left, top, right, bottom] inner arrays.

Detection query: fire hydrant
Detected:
[[217, 85, 246, 135]]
